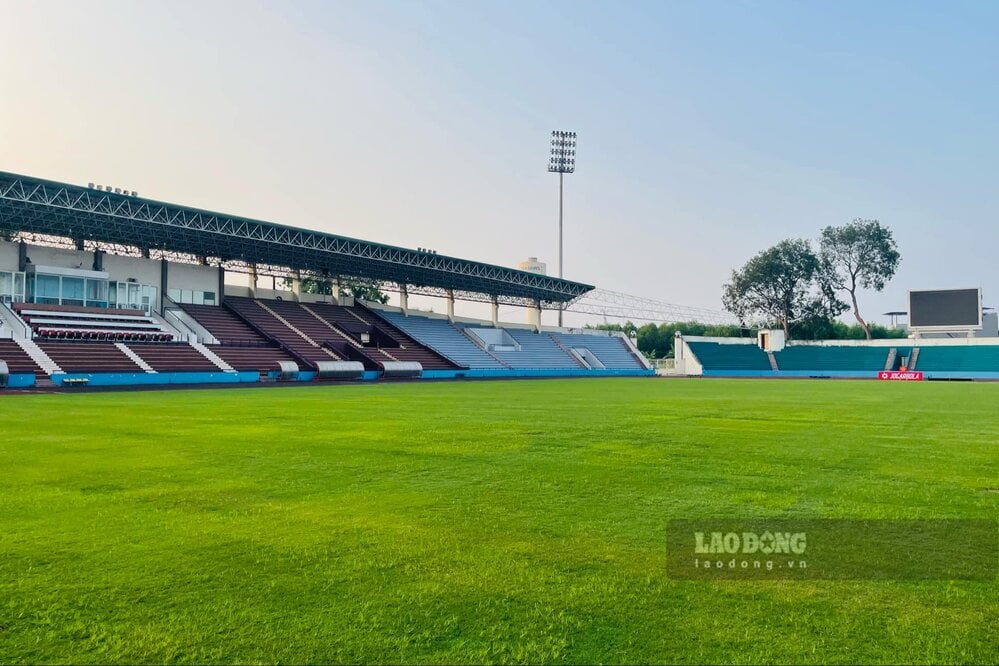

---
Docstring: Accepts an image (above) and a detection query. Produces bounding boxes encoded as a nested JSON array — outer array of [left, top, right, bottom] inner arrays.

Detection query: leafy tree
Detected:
[[286, 276, 389, 304], [722, 238, 846, 339], [341, 278, 390, 304], [819, 219, 900, 339], [588, 321, 748, 358], [588, 316, 903, 354]]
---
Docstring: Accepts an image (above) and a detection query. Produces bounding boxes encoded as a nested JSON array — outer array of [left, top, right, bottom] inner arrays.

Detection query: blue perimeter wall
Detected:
[[4, 373, 36, 388], [423, 368, 654, 379], [51, 371, 263, 387], [27, 367, 652, 388], [701, 370, 999, 380]]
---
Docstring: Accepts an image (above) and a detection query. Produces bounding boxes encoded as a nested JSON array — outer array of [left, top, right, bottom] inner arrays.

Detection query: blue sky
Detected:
[[2, 0, 997, 325]]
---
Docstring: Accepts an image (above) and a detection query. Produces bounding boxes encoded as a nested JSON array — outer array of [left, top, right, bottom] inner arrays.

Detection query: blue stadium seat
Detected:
[[372, 310, 505, 369], [551, 333, 644, 369]]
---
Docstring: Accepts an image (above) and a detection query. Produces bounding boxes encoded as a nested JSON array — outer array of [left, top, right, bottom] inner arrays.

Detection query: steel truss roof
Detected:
[[0, 171, 593, 307]]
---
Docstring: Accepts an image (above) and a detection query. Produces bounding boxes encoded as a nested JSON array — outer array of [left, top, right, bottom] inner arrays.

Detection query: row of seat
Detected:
[[686, 341, 773, 370], [346, 303, 456, 370], [373, 309, 505, 368], [485, 328, 583, 369], [553, 333, 646, 369], [222, 297, 342, 367], [369, 309, 643, 370], [914, 346, 999, 371], [15, 303, 174, 342], [0, 340, 43, 377], [31, 327, 173, 342], [39, 342, 143, 373], [772, 346, 891, 371], [189, 299, 457, 372], [688, 341, 999, 374]]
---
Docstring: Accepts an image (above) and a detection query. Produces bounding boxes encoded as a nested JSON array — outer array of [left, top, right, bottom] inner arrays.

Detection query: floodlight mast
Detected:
[[548, 130, 576, 326]]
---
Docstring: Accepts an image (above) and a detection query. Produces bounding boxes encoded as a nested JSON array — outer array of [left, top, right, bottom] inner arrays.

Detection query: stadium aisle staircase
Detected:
[[369, 309, 505, 369], [180, 303, 296, 373], [0, 339, 48, 380], [224, 297, 340, 369], [489, 329, 582, 369], [311, 302, 456, 370], [551, 333, 646, 370]]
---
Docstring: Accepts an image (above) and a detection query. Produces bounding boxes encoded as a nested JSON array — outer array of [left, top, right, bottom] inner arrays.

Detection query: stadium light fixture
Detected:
[[548, 130, 577, 326]]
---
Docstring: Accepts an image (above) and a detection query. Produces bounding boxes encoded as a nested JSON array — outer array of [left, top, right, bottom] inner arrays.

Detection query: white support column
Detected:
[[528, 299, 542, 332], [291, 270, 302, 302], [399, 284, 409, 313], [446, 289, 455, 322], [490, 295, 499, 327], [248, 263, 258, 298], [331, 279, 342, 304]]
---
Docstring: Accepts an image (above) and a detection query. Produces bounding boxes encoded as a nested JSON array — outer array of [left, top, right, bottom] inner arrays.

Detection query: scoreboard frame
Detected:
[[907, 288, 982, 333]]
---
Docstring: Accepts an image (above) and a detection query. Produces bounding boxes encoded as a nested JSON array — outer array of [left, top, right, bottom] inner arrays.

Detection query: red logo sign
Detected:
[[878, 371, 924, 381]]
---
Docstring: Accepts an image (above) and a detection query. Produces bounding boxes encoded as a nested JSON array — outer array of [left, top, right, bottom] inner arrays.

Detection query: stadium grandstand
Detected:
[[674, 336, 999, 380], [0, 171, 652, 389]]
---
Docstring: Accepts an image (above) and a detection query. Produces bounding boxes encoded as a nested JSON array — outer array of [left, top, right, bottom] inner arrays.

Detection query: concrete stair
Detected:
[[301, 304, 364, 351], [256, 300, 337, 358], [115, 343, 156, 372], [884, 348, 897, 371], [549, 333, 587, 369], [459, 326, 510, 367], [14, 337, 62, 375], [190, 341, 235, 372]]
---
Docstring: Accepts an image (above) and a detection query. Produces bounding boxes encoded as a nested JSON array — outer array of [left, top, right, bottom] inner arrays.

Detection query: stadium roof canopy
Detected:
[[0, 171, 593, 307]]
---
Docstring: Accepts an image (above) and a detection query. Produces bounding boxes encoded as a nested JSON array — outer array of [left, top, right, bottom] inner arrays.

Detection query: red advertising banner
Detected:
[[878, 371, 924, 381]]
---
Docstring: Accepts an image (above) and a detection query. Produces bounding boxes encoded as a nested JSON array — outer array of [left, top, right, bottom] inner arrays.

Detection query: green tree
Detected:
[[288, 276, 390, 304], [819, 219, 901, 339], [723, 238, 846, 339], [341, 279, 390, 304]]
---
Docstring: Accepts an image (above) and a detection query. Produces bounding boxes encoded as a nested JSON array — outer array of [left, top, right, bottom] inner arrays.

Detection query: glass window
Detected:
[[35, 274, 61, 302], [0, 272, 11, 298], [62, 277, 85, 304], [14, 273, 25, 302], [203, 291, 216, 305], [86, 279, 108, 306], [168, 288, 181, 302], [127, 283, 141, 308]]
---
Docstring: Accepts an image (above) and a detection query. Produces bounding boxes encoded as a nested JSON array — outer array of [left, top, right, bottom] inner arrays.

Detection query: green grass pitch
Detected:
[[1, 378, 996, 664]]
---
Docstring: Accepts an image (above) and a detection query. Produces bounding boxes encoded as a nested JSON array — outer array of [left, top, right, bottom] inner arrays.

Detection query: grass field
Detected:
[[1, 378, 996, 664]]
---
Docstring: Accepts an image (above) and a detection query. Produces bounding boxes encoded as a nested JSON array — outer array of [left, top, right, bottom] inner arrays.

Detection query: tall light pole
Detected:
[[548, 130, 576, 327]]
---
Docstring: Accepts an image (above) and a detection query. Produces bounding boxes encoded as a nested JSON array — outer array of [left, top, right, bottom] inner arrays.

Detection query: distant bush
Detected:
[[586, 320, 905, 358]]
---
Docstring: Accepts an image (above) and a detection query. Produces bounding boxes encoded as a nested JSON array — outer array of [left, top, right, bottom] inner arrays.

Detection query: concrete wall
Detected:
[[167, 262, 218, 293], [0, 241, 19, 271], [102, 254, 161, 289], [22, 244, 95, 272]]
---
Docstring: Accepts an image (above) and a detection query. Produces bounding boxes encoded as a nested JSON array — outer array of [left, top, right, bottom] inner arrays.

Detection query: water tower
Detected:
[[517, 257, 547, 327]]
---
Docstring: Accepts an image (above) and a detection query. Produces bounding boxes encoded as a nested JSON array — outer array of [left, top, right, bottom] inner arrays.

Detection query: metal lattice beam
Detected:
[[0, 171, 593, 307]]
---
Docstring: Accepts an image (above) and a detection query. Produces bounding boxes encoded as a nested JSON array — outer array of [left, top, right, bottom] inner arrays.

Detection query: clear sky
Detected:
[[2, 0, 997, 326]]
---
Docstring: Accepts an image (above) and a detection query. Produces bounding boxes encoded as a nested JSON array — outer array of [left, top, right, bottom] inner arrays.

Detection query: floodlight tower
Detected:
[[548, 130, 577, 327]]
